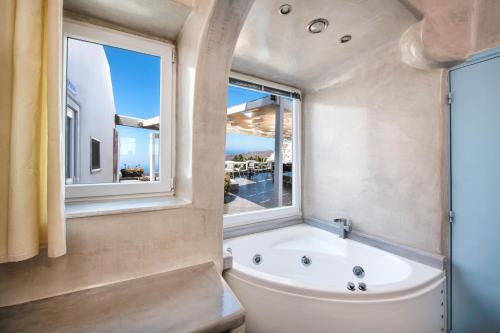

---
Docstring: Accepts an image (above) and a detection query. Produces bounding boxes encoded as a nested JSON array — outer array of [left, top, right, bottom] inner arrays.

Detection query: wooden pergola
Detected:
[[226, 96, 292, 139]]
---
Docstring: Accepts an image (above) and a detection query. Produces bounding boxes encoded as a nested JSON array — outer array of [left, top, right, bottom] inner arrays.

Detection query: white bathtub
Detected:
[[223, 224, 446, 333]]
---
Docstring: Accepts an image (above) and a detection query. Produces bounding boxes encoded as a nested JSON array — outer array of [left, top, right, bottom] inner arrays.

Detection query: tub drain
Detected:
[[253, 254, 262, 265], [301, 255, 312, 266]]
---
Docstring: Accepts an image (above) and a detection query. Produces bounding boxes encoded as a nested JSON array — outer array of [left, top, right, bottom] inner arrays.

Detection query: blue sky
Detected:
[[104, 46, 160, 172], [104, 46, 274, 171]]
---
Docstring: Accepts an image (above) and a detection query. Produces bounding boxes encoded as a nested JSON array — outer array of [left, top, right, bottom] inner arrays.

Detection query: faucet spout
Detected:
[[333, 218, 352, 238]]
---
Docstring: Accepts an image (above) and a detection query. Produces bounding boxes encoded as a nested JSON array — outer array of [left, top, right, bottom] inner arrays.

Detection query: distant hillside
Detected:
[[225, 150, 273, 161]]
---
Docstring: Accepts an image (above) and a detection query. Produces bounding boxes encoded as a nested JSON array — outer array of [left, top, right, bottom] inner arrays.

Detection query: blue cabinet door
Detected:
[[450, 53, 500, 332]]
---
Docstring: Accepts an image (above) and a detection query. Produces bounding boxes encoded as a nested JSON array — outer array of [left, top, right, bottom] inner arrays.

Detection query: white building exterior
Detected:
[[66, 38, 116, 184]]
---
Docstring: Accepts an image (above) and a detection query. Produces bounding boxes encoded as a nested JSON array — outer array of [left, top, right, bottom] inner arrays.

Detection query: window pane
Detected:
[[282, 106, 293, 207], [118, 126, 159, 182], [224, 85, 294, 215], [65, 115, 72, 180], [91, 138, 101, 172], [65, 37, 161, 184]]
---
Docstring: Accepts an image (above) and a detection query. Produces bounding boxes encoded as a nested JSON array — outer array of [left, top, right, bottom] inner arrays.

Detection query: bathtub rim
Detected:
[[304, 218, 446, 270], [223, 217, 446, 271], [223, 224, 445, 301]]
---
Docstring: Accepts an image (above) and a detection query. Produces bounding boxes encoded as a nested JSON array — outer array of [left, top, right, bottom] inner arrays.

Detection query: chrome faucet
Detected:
[[333, 218, 352, 238]]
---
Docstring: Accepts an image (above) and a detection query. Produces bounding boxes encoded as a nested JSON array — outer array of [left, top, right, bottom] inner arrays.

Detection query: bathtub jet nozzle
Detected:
[[353, 265, 365, 278], [301, 255, 312, 266]]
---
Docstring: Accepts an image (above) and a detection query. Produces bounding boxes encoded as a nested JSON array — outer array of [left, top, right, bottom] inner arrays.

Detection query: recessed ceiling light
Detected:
[[307, 18, 329, 34], [340, 35, 352, 43], [279, 4, 292, 15]]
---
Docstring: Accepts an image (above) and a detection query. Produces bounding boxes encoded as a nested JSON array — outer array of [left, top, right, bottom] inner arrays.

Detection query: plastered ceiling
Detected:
[[64, 0, 192, 41], [232, 0, 418, 91]]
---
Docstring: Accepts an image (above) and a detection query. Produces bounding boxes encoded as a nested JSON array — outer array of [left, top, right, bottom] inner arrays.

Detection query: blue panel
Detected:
[[450, 54, 500, 332]]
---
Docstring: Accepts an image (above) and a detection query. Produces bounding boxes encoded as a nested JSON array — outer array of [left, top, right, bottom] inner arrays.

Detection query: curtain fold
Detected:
[[0, 0, 66, 263]]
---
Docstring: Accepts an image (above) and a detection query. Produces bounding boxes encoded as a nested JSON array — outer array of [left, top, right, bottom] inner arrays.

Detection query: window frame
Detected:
[[62, 20, 175, 200], [223, 72, 302, 228], [65, 105, 77, 185]]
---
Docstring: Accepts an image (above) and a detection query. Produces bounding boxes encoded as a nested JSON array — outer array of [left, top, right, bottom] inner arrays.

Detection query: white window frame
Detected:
[[223, 72, 302, 228], [65, 106, 77, 185], [63, 20, 175, 200]]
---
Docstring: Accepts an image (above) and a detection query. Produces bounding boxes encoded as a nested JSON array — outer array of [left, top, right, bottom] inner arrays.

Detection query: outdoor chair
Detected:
[[233, 162, 246, 178], [225, 161, 235, 178], [255, 161, 266, 173], [247, 160, 257, 178]]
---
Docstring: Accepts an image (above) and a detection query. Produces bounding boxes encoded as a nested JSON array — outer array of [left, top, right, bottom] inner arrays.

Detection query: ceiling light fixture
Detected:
[[340, 35, 352, 43], [307, 18, 329, 34], [279, 4, 292, 15]]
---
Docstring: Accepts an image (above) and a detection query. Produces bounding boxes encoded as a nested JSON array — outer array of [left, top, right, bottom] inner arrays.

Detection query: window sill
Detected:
[[223, 214, 302, 239], [65, 196, 191, 219]]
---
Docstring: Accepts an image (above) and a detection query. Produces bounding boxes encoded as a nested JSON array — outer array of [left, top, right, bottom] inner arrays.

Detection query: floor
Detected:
[[224, 171, 292, 215]]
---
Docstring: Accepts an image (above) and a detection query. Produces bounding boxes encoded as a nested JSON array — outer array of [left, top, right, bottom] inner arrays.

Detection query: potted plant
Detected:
[[224, 174, 231, 195], [120, 164, 144, 178]]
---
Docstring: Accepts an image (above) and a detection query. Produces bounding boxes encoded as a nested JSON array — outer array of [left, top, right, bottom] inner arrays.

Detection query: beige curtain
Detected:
[[0, 0, 66, 262]]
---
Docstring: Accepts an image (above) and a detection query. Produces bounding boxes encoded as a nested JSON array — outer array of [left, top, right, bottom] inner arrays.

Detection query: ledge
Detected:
[[223, 215, 302, 239], [304, 217, 447, 270], [223, 250, 233, 271], [0, 262, 245, 333], [65, 196, 191, 218]]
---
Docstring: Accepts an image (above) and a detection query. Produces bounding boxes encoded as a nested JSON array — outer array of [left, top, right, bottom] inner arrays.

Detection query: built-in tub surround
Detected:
[[0, 263, 245, 333], [0, 0, 254, 307], [224, 225, 446, 333]]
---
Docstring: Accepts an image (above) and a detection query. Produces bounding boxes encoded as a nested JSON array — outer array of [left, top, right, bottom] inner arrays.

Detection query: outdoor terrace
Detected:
[[223, 164, 292, 215]]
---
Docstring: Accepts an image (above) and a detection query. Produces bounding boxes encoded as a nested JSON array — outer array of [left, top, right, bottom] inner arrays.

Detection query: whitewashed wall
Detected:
[[67, 38, 115, 183], [303, 43, 447, 254], [0, 0, 254, 307], [302, 0, 500, 255]]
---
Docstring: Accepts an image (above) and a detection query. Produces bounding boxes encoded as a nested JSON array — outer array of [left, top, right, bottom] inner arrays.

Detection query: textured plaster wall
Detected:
[[401, 0, 500, 68], [0, 0, 253, 307], [303, 1, 500, 255], [303, 43, 448, 254]]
